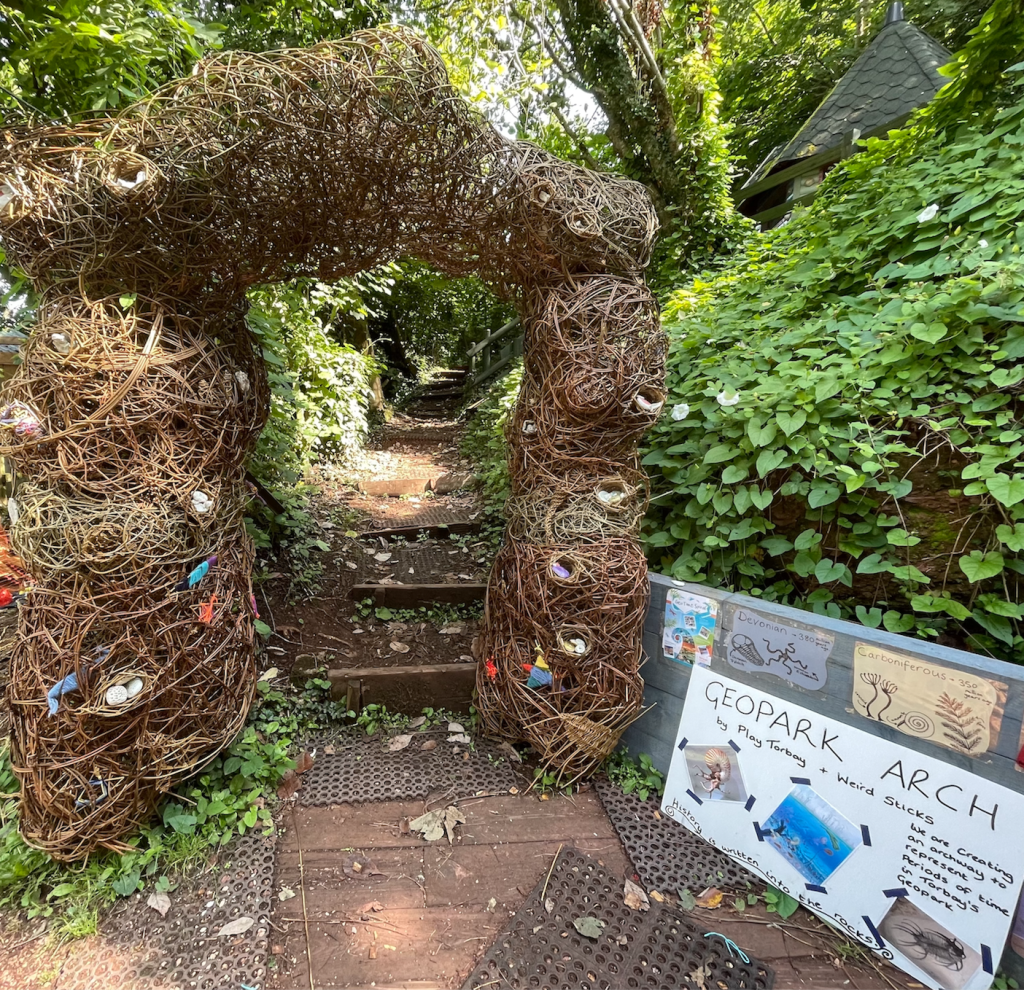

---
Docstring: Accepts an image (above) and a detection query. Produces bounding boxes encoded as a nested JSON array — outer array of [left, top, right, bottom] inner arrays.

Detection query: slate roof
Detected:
[[741, 6, 951, 188]]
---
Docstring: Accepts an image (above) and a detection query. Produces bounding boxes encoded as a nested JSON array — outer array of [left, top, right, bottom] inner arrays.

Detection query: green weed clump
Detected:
[[644, 34, 1024, 662], [460, 361, 523, 519]]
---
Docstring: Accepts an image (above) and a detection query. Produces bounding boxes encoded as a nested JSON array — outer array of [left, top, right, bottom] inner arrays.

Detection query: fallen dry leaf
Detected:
[[572, 916, 605, 940], [388, 734, 413, 752], [623, 878, 650, 913], [390, 641, 410, 653], [276, 770, 301, 800], [374, 551, 392, 562], [277, 625, 303, 638], [408, 716, 427, 728], [147, 891, 171, 917], [449, 733, 471, 744], [649, 890, 665, 903], [216, 917, 254, 937], [695, 886, 723, 910], [343, 853, 383, 878], [544, 897, 555, 913], [278, 887, 296, 902], [689, 962, 711, 990], [420, 739, 437, 752], [294, 751, 314, 774], [257, 668, 279, 682], [454, 864, 471, 880], [447, 722, 465, 733], [359, 900, 385, 913], [323, 744, 336, 755], [409, 805, 466, 843]]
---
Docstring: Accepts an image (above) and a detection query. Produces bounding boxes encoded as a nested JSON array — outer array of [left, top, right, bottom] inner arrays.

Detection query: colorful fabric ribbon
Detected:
[[173, 555, 217, 592]]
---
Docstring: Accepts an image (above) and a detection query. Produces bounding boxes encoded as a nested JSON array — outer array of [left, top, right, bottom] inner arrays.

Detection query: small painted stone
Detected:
[[105, 684, 129, 706]]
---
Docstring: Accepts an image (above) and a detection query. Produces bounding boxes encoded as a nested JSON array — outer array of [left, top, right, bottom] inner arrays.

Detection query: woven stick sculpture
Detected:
[[0, 27, 661, 857]]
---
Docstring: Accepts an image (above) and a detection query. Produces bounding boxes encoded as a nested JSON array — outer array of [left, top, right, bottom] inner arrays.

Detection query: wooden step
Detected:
[[325, 662, 477, 714], [350, 582, 487, 607], [358, 478, 433, 496]]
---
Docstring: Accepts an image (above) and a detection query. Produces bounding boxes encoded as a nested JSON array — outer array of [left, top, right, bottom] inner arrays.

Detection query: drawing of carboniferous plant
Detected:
[[858, 672, 898, 721], [935, 693, 985, 754]]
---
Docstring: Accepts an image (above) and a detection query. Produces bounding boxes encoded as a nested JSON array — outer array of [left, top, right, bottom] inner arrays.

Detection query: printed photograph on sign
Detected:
[[759, 784, 861, 885], [877, 897, 981, 990], [682, 744, 747, 803], [663, 590, 718, 667], [726, 607, 833, 688], [852, 644, 1007, 757]]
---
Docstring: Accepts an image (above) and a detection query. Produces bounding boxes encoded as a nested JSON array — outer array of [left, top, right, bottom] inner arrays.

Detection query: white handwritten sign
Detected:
[[663, 667, 1024, 990], [726, 607, 833, 689]]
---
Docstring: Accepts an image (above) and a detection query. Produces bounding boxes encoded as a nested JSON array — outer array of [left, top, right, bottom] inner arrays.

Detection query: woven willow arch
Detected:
[[0, 27, 663, 859]]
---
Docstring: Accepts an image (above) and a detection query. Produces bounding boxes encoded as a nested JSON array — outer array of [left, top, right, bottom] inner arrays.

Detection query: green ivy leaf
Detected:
[[959, 551, 1005, 583], [814, 558, 847, 584], [761, 537, 793, 556], [704, 444, 736, 464], [972, 610, 1014, 645], [910, 321, 946, 344], [807, 484, 840, 508], [986, 474, 1024, 507], [910, 594, 971, 620], [253, 619, 272, 639], [750, 489, 773, 510], [882, 610, 916, 633], [755, 448, 786, 477], [857, 553, 892, 574], [721, 464, 749, 484], [776, 410, 807, 436]]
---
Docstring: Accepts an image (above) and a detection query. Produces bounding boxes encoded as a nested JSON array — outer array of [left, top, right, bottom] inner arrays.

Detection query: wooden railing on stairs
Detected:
[[466, 317, 522, 388]]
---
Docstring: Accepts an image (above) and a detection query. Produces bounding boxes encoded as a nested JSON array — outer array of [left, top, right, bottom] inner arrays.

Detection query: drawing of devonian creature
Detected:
[[763, 639, 806, 676], [935, 692, 985, 754], [892, 921, 967, 972], [858, 672, 898, 720], [698, 748, 732, 796], [728, 634, 765, 667]]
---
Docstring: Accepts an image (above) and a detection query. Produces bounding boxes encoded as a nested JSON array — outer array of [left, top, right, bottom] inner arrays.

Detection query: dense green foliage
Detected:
[[643, 31, 1024, 661], [366, 261, 514, 372], [247, 279, 387, 488], [460, 361, 523, 515], [0, 0, 220, 120]]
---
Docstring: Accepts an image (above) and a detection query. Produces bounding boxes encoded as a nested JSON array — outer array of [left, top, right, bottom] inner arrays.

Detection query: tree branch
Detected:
[[547, 100, 601, 169]]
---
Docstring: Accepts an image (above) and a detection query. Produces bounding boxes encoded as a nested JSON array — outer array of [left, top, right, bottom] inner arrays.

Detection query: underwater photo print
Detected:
[[759, 783, 861, 886]]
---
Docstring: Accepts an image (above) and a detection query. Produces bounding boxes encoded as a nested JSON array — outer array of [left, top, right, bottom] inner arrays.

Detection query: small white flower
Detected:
[[716, 389, 741, 407], [671, 403, 690, 421], [979, 239, 989, 248], [917, 203, 939, 223]]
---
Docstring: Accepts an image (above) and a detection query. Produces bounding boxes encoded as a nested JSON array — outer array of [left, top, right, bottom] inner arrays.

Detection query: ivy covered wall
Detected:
[[643, 2, 1024, 663]]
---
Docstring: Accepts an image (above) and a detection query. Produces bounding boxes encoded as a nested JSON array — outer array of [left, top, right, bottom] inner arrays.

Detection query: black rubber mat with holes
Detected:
[[462, 847, 774, 990], [362, 505, 479, 533], [300, 727, 518, 804], [58, 832, 274, 990], [595, 777, 763, 894]]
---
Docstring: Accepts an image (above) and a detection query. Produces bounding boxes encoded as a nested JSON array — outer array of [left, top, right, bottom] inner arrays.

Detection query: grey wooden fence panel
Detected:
[[624, 575, 1024, 794]]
